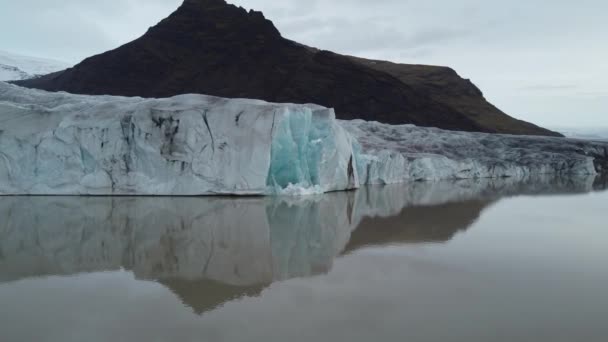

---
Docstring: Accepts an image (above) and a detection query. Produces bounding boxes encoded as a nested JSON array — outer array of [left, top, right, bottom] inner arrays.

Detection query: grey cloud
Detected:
[[576, 91, 608, 98], [0, 0, 182, 62], [276, 15, 471, 56], [519, 84, 579, 91]]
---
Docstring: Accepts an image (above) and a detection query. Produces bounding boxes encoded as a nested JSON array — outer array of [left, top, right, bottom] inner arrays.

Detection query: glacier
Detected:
[[343, 120, 608, 184], [0, 81, 607, 196], [0, 50, 69, 81], [0, 82, 357, 195]]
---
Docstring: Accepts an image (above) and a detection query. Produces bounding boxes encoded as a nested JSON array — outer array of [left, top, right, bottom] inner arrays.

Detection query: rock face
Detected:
[[13, 0, 559, 136], [349, 57, 559, 136], [1, 82, 606, 196]]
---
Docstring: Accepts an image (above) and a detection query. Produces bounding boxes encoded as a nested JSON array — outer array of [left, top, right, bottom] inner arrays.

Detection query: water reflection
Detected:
[[0, 175, 605, 315], [345, 199, 489, 251]]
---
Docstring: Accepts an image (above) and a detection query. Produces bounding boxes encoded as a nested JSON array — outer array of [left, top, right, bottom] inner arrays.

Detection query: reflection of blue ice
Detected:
[[267, 198, 350, 280]]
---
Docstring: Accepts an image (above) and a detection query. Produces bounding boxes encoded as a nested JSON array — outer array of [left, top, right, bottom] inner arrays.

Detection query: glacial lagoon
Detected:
[[0, 176, 607, 342]]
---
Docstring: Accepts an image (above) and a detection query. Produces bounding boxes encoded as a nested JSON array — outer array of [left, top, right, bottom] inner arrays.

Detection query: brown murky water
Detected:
[[0, 177, 607, 342]]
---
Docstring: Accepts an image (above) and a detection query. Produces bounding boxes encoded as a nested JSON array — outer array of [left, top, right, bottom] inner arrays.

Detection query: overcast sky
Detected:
[[0, 0, 606, 128]]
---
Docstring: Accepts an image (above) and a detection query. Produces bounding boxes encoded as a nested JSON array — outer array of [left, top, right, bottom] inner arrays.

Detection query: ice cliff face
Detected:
[[343, 120, 608, 184], [0, 82, 357, 195], [0, 82, 606, 195]]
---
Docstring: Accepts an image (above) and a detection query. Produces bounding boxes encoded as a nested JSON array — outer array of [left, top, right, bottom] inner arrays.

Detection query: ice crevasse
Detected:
[[0, 82, 606, 196]]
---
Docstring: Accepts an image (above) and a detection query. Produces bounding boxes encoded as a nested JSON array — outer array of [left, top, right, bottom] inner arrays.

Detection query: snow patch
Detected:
[[0, 50, 69, 81]]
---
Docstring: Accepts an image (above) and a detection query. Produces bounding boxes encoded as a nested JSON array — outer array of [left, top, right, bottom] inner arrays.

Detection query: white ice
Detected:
[[343, 119, 607, 184], [0, 82, 357, 195], [0, 82, 606, 196]]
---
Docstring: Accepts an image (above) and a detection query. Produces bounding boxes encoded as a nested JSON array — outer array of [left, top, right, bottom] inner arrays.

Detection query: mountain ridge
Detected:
[[14, 0, 561, 136]]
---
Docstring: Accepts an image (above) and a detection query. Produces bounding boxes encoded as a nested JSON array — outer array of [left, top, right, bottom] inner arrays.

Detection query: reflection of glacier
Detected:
[[0, 196, 347, 285], [0, 194, 354, 285], [0, 176, 605, 312]]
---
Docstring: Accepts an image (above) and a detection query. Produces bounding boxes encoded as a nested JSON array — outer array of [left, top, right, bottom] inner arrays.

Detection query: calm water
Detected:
[[0, 176, 607, 342]]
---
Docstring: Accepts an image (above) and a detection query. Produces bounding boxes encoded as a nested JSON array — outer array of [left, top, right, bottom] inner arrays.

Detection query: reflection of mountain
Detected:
[[158, 278, 265, 315], [0, 175, 605, 314], [344, 175, 607, 252], [345, 200, 492, 253]]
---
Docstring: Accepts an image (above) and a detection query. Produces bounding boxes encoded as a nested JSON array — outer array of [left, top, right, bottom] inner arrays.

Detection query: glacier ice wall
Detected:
[[343, 120, 608, 184], [0, 82, 357, 195], [1, 82, 607, 196]]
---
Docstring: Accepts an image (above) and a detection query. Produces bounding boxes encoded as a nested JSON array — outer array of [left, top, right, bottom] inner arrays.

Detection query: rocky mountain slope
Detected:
[[14, 0, 560, 136], [0, 50, 68, 81], [349, 56, 559, 136]]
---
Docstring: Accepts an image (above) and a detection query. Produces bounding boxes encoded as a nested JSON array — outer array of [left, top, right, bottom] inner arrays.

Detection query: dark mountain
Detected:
[[14, 0, 561, 136]]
